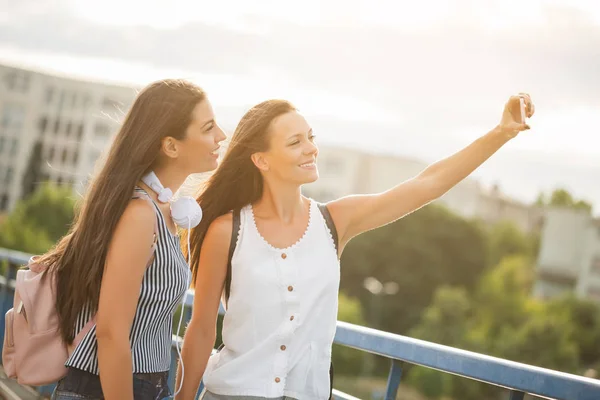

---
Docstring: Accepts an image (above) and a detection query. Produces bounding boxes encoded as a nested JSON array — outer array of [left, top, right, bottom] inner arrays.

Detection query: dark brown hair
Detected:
[[187, 99, 296, 284], [39, 79, 206, 343]]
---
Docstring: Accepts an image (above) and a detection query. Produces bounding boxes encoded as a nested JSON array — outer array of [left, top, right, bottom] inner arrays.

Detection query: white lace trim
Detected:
[[248, 199, 313, 252]]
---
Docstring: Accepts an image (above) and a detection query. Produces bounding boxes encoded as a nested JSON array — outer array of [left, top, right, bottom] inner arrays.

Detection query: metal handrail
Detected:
[[2, 248, 600, 399]]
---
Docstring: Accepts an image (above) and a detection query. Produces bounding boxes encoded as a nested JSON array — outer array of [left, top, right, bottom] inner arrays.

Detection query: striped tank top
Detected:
[[66, 187, 190, 374]]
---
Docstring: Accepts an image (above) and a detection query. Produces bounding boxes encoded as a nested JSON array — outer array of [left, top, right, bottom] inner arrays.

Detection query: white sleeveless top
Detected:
[[203, 200, 340, 400]]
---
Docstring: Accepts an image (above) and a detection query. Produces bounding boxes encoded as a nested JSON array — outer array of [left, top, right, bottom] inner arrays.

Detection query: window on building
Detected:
[[54, 119, 61, 135], [72, 150, 79, 166], [10, 138, 18, 155], [49, 146, 55, 161], [77, 123, 84, 139], [94, 123, 111, 138], [0, 136, 4, 153], [45, 87, 54, 104], [62, 148, 68, 164], [5, 167, 13, 184], [65, 121, 72, 137], [82, 95, 91, 109], [4, 70, 30, 93], [4, 72, 16, 91], [22, 72, 31, 92], [58, 91, 66, 109], [0, 194, 8, 211], [1, 103, 25, 131], [39, 116, 48, 135]]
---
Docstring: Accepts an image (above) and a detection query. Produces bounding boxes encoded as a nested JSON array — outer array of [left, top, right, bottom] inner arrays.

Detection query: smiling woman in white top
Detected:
[[175, 94, 535, 400]]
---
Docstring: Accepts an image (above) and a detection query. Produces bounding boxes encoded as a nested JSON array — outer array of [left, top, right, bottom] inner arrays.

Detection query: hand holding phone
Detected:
[[519, 97, 527, 123]]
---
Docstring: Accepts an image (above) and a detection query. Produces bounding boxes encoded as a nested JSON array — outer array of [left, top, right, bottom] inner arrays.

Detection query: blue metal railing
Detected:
[[2, 247, 600, 400]]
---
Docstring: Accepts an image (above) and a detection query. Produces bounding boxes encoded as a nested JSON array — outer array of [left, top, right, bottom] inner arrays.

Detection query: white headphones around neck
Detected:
[[141, 170, 199, 398], [141, 171, 203, 229]]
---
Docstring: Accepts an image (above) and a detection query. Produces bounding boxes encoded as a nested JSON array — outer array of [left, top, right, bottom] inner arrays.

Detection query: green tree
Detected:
[[574, 200, 593, 213], [496, 313, 579, 372], [340, 204, 487, 336], [486, 221, 536, 267], [469, 255, 534, 349], [0, 183, 76, 254], [407, 255, 582, 400], [549, 188, 576, 207], [546, 295, 600, 369], [409, 285, 471, 346], [536, 188, 593, 213], [407, 286, 496, 400]]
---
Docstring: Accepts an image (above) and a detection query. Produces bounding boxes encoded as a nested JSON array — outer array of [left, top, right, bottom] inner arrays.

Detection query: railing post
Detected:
[[0, 261, 17, 310], [184, 303, 193, 327], [508, 390, 525, 400], [385, 360, 403, 400], [0, 261, 18, 356]]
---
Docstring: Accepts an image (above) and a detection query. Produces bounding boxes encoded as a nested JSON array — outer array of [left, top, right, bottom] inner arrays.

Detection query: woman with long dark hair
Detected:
[[39, 79, 226, 399], [177, 94, 534, 399]]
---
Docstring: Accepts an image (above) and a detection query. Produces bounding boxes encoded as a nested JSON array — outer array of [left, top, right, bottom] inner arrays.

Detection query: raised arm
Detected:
[[328, 93, 535, 252], [96, 199, 156, 400], [175, 214, 232, 400]]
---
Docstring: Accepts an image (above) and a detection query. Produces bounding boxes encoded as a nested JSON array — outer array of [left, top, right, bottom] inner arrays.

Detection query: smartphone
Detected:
[[519, 97, 527, 123]]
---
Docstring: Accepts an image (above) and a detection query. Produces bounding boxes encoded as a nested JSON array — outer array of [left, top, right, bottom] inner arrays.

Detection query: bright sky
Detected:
[[70, 0, 600, 30], [0, 45, 400, 125], [64, 0, 600, 151], [1, 0, 599, 206]]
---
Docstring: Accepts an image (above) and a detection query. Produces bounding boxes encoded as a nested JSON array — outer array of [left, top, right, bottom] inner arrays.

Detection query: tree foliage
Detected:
[[0, 183, 76, 254], [536, 188, 593, 213], [340, 204, 488, 335]]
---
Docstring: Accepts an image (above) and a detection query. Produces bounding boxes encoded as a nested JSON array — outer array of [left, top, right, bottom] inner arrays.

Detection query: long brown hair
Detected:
[[39, 79, 206, 343], [187, 99, 296, 283]]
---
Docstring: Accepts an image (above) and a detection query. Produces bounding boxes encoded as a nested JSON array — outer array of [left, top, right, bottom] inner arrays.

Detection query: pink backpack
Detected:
[[2, 257, 95, 385], [2, 193, 157, 386]]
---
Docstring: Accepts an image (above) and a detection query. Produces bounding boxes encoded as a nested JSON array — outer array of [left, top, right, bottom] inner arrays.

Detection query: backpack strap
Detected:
[[224, 209, 241, 306], [317, 202, 339, 256], [317, 202, 338, 399]]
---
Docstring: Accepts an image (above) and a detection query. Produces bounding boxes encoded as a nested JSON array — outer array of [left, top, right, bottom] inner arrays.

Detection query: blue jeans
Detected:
[[199, 390, 297, 399], [50, 367, 171, 400]]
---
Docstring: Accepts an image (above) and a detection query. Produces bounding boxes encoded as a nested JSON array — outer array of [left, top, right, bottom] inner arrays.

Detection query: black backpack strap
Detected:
[[329, 361, 334, 399], [225, 209, 241, 306], [317, 202, 339, 255], [318, 202, 338, 398]]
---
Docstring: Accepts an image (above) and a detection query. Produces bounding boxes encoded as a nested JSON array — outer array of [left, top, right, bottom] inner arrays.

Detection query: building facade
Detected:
[[0, 63, 135, 212], [303, 144, 540, 232], [533, 207, 600, 302]]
